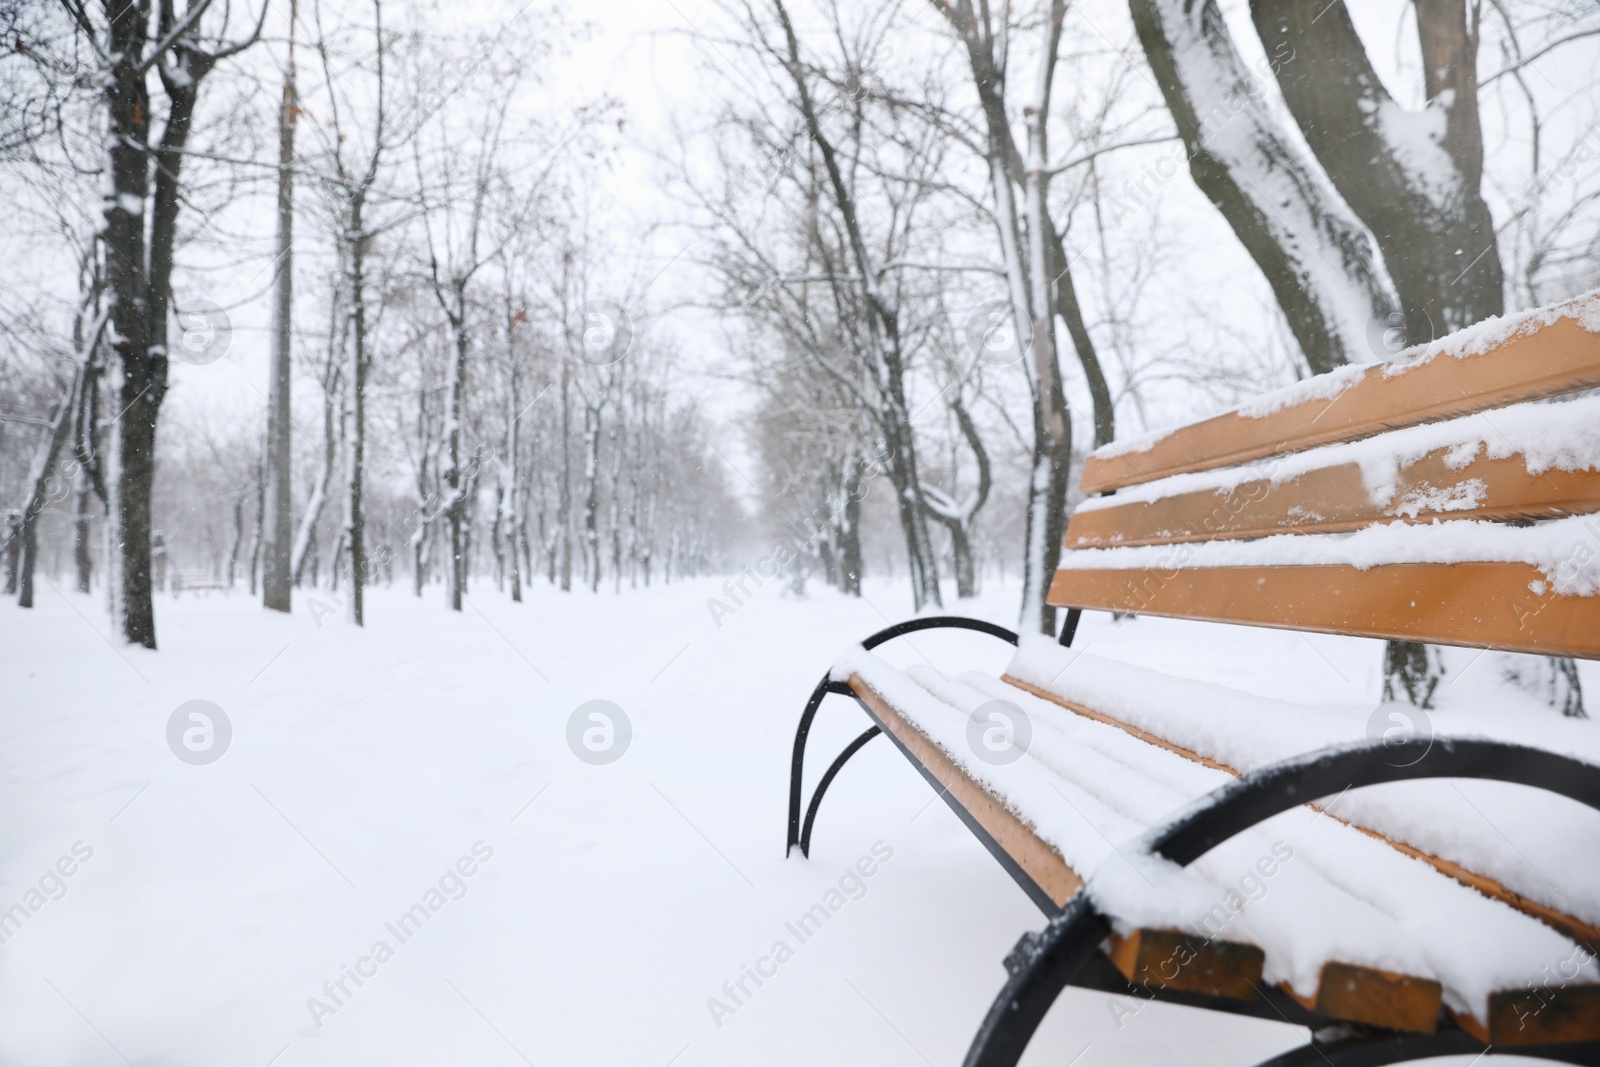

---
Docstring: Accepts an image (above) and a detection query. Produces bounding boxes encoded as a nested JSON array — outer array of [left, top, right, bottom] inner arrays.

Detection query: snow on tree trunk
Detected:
[[1252, 0, 1501, 340], [291, 368, 341, 586], [343, 193, 371, 626], [921, 398, 991, 599], [935, 0, 1075, 634], [1129, 0, 1393, 374]]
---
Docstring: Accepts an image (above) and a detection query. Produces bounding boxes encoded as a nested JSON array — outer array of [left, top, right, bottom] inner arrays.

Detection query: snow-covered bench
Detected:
[[171, 569, 225, 596], [787, 291, 1600, 1066]]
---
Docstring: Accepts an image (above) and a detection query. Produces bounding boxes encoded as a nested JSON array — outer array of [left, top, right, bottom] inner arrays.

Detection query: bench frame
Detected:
[[786, 614, 1600, 1067]]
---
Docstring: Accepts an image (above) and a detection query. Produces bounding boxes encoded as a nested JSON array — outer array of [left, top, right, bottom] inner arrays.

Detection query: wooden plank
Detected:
[[846, 675, 1084, 909], [1454, 985, 1600, 1046], [1080, 306, 1600, 493], [1003, 674, 1600, 957], [1047, 561, 1600, 660], [1065, 449, 1600, 549], [1107, 928, 1263, 999], [1286, 963, 1442, 1033]]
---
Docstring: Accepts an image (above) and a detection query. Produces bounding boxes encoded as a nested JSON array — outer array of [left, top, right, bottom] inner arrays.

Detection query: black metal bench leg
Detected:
[[786, 673, 853, 857], [785, 616, 1020, 858], [799, 725, 881, 857], [963, 894, 1110, 1067]]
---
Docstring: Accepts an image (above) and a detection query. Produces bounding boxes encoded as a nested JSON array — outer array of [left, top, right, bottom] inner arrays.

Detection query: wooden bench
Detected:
[[787, 290, 1600, 1067], [171, 569, 226, 596]]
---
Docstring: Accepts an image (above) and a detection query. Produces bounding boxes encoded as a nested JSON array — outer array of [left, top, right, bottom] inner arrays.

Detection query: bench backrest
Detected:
[[1050, 290, 1600, 659]]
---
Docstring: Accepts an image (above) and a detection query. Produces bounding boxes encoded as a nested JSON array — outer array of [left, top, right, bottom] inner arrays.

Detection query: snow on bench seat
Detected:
[[1003, 635, 1600, 938], [833, 643, 1600, 1036]]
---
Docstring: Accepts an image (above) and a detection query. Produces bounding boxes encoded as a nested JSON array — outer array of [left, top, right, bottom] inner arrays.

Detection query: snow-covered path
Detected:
[[0, 576, 1573, 1065]]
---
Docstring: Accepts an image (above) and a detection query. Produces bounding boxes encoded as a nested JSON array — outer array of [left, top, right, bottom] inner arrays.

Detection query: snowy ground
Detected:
[[2, 574, 1590, 1066]]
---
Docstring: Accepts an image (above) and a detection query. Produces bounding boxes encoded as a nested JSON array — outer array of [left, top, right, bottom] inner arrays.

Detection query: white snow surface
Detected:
[[5, 579, 1597, 1064], [1056, 512, 1600, 596], [1075, 393, 1600, 516]]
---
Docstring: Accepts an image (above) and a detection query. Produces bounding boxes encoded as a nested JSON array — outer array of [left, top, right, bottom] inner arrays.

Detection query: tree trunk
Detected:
[[583, 400, 601, 593], [443, 287, 470, 612], [1130, 0, 1393, 373], [73, 472, 95, 594], [0, 511, 17, 594], [491, 484, 506, 591], [293, 345, 341, 585], [262, 11, 298, 614], [607, 399, 623, 595], [102, 7, 161, 645], [1048, 225, 1115, 447], [922, 397, 991, 599], [18, 375, 79, 608], [249, 454, 264, 595], [936, 0, 1074, 634], [1251, 0, 1501, 338], [557, 355, 573, 592], [226, 486, 246, 589], [343, 194, 369, 626], [72, 329, 107, 596], [504, 351, 523, 604], [100, 3, 213, 647], [838, 456, 863, 596]]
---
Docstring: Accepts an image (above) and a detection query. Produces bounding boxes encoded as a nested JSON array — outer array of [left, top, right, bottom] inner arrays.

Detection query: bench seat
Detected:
[[1003, 636, 1600, 936], [834, 641, 1600, 1042]]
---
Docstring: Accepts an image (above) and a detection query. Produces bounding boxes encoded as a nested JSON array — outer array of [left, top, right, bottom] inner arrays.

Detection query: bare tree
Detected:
[[310, 0, 387, 625], [929, 0, 1076, 633], [60, 0, 266, 647]]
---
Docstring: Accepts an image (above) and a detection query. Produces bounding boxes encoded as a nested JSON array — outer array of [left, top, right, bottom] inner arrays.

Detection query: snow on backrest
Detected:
[[1080, 289, 1600, 495]]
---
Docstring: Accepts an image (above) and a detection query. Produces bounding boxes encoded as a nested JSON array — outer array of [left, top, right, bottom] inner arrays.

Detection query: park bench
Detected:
[[787, 290, 1600, 1067], [170, 569, 226, 596]]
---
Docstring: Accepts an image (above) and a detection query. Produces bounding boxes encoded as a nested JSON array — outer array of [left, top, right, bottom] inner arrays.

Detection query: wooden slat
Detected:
[[1106, 928, 1263, 999], [1285, 963, 1441, 1033], [846, 675, 1084, 908], [1080, 305, 1600, 494], [1047, 561, 1600, 660], [1065, 448, 1600, 549], [1003, 676, 1240, 774], [1003, 674, 1600, 957], [1454, 985, 1600, 1046]]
